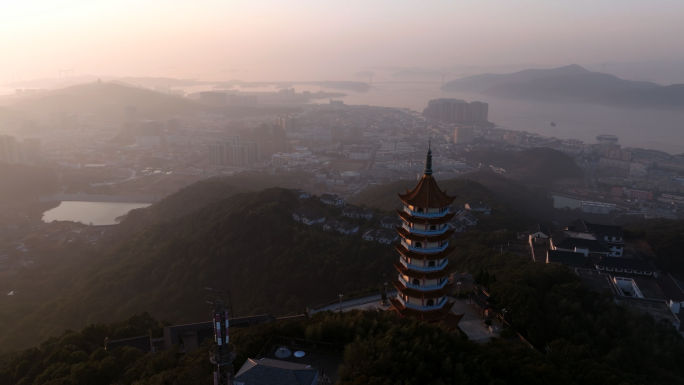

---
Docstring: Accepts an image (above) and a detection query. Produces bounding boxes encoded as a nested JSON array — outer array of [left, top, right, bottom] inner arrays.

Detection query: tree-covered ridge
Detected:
[[4, 307, 684, 385], [2, 188, 397, 349], [114, 177, 250, 239], [462, 147, 584, 184], [350, 176, 537, 231], [450, 243, 684, 384]]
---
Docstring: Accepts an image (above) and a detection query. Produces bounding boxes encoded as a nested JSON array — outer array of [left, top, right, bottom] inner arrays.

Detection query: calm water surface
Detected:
[[299, 83, 684, 154], [43, 201, 150, 225]]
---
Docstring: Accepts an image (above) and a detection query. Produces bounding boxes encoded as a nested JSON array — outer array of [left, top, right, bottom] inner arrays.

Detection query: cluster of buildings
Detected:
[[502, 219, 684, 331], [422, 99, 490, 124], [3, 87, 683, 225]]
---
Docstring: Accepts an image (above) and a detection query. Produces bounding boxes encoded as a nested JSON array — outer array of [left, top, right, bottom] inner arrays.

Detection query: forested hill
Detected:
[[1, 188, 397, 348], [350, 175, 546, 228], [463, 147, 584, 185], [114, 177, 250, 240], [4, 243, 684, 385]]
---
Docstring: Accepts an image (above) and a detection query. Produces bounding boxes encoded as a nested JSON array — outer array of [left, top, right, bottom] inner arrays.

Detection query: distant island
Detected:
[[441, 64, 684, 109]]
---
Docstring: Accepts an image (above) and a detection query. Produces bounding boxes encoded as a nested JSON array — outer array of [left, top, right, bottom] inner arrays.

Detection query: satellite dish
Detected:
[[275, 347, 291, 358], [294, 351, 305, 358]]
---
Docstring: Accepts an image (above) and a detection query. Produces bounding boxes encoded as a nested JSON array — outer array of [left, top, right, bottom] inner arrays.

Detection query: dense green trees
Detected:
[[451, 244, 684, 384], [7, 308, 682, 385], [351, 177, 536, 231], [2, 188, 397, 349], [0, 312, 209, 385], [113, 177, 250, 240], [625, 219, 684, 277], [462, 147, 584, 184]]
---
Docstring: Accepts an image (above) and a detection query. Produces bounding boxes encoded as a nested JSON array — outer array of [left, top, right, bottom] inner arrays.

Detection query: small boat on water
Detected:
[[550, 122, 556, 127]]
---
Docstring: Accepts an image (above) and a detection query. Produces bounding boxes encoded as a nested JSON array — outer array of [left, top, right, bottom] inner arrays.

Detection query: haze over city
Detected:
[[3, 0, 684, 83], [2, 2, 684, 385]]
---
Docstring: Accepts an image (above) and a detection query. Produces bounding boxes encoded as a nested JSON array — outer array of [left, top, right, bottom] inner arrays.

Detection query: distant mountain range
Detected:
[[9, 82, 200, 119], [6, 82, 301, 119], [441, 64, 684, 109]]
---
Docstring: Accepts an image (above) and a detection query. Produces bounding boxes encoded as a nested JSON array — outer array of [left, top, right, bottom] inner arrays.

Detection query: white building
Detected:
[[580, 201, 616, 214]]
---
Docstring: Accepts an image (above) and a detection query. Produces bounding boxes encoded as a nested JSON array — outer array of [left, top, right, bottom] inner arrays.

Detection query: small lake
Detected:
[[42, 201, 151, 225], [552, 195, 583, 210]]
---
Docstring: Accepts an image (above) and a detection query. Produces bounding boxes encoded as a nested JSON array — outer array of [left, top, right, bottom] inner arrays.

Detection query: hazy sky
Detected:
[[2, 0, 684, 82]]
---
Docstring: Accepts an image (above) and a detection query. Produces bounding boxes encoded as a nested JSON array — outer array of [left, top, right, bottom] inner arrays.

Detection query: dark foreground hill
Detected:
[[4, 244, 684, 385], [1, 188, 397, 348]]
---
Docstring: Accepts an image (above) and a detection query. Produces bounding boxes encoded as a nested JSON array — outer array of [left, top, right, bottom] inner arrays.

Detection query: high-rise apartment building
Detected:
[[423, 99, 489, 123], [244, 142, 261, 164], [22, 138, 41, 163], [209, 142, 228, 166], [453, 127, 475, 144], [0, 135, 21, 163], [209, 137, 259, 167], [276, 116, 297, 132], [199, 92, 228, 106]]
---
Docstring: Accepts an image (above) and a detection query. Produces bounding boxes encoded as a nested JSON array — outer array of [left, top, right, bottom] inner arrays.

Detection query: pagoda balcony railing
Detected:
[[403, 206, 449, 218], [400, 240, 449, 253], [399, 257, 448, 272], [397, 295, 448, 311], [402, 223, 449, 236], [398, 275, 449, 291]]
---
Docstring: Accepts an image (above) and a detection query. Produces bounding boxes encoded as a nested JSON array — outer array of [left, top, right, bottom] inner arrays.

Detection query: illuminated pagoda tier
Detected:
[[389, 146, 458, 322]]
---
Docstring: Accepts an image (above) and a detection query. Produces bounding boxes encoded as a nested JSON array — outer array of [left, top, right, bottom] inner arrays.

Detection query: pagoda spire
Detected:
[[424, 144, 433, 176]]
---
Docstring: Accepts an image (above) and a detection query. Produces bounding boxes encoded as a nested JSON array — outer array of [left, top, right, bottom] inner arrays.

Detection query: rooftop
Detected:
[[234, 358, 318, 385], [259, 339, 344, 383], [594, 256, 657, 272], [619, 297, 680, 327], [547, 250, 589, 266], [577, 269, 615, 294]]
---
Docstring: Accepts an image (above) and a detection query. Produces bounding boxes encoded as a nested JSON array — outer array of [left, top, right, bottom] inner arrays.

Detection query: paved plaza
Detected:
[[450, 298, 498, 343]]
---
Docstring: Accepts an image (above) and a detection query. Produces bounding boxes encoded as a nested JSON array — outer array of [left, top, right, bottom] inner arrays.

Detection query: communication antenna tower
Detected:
[[206, 287, 236, 385]]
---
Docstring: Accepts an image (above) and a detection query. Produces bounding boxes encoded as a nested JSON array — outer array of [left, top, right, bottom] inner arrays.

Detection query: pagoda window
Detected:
[[412, 279, 420, 286], [428, 261, 435, 267], [429, 225, 436, 231], [426, 299, 434, 306], [415, 242, 422, 248], [417, 207, 424, 213]]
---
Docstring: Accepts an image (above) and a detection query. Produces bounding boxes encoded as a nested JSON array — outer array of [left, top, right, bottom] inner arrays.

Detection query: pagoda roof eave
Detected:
[[393, 261, 453, 279], [392, 280, 455, 299], [396, 210, 456, 224], [397, 175, 457, 208], [396, 226, 456, 242], [389, 298, 456, 321], [394, 244, 456, 261]]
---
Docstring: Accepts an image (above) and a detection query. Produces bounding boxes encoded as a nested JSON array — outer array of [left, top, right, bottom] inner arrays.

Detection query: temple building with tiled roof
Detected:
[[389, 146, 457, 322]]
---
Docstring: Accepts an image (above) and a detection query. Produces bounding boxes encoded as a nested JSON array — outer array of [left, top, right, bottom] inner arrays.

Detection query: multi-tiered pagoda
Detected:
[[389, 147, 457, 322]]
